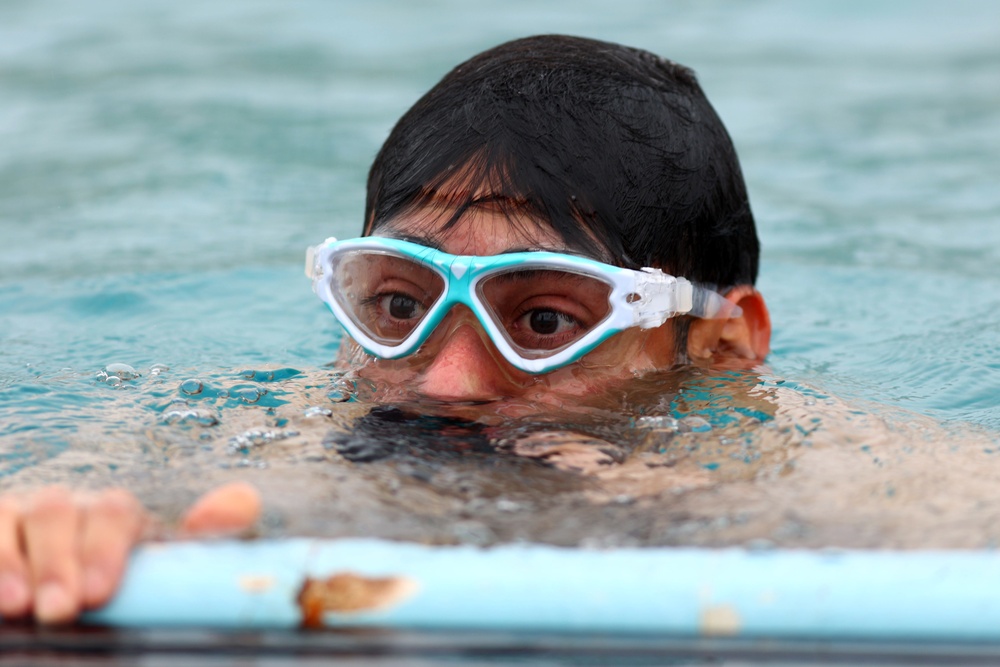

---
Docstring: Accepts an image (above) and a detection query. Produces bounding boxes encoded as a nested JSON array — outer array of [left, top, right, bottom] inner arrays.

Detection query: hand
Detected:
[[0, 482, 260, 625]]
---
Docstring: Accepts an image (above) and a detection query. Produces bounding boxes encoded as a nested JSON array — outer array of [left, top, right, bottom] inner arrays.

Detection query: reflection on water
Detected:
[[3, 362, 998, 549]]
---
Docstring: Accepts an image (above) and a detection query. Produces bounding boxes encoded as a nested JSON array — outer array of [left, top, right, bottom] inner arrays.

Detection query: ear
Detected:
[[687, 286, 771, 366]]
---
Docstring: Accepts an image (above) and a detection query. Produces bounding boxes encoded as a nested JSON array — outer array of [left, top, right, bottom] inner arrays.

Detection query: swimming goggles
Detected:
[[306, 237, 739, 374]]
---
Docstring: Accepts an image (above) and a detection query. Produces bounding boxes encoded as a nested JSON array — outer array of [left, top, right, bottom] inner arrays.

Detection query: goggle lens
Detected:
[[328, 250, 614, 359], [476, 268, 612, 358], [329, 251, 445, 346]]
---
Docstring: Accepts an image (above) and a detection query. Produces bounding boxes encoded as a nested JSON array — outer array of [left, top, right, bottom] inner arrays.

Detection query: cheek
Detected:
[[337, 328, 675, 407], [576, 328, 673, 374], [520, 357, 640, 402], [520, 374, 603, 402], [353, 358, 421, 400], [337, 340, 423, 401], [637, 323, 679, 369]]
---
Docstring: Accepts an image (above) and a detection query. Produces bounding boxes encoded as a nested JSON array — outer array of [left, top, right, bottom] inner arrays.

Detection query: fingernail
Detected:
[[83, 567, 107, 604], [0, 573, 29, 614], [36, 582, 74, 624]]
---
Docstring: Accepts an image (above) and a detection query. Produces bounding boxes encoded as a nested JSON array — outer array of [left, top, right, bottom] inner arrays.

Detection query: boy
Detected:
[[0, 35, 768, 624]]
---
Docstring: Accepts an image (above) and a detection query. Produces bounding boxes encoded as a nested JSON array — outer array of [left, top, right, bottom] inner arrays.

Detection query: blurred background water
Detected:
[[1, 0, 998, 445]]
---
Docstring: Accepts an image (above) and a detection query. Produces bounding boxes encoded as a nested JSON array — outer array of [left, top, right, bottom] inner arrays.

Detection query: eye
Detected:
[[526, 309, 577, 335], [505, 307, 583, 351], [380, 293, 425, 320]]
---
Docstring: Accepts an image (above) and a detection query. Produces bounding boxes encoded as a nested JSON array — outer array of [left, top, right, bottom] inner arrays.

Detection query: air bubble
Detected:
[[179, 379, 204, 395], [104, 363, 139, 380], [239, 368, 302, 383], [328, 388, 350, 402], [162, 409, 219, 427], [150, 363, 170, 376], [636, 416, 679, 432], [227, 429, 299, 453], [326, 375, 358, 403], [233, 386, 265, 404]]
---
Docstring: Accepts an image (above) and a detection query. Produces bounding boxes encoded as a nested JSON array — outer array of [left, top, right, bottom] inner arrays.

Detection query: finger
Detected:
[[80, 489, 144, 609], [180, 482, 261, 537], [22, 486, 82, 624], [0, 495, 31, 619]]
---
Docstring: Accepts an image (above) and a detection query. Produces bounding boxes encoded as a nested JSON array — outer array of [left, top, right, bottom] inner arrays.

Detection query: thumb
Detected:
[[179, 482, 261, 538]]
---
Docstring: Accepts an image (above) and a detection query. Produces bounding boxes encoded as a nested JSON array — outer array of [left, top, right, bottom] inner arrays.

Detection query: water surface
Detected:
[[1, 0, 999, 548]]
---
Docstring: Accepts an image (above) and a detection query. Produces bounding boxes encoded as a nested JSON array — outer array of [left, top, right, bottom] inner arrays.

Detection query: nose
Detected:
[[418, 320, 514, 402]]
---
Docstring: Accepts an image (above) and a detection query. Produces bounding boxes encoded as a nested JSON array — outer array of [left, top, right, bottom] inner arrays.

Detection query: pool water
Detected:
[[1, 0, 999, 548]]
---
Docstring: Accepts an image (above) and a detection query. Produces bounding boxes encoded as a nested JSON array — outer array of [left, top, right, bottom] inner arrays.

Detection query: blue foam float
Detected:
[[79, 539, 1000, 640]]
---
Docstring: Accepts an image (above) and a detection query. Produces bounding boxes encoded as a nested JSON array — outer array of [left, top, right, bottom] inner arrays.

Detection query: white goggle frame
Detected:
[[307, 237, 739, 374]]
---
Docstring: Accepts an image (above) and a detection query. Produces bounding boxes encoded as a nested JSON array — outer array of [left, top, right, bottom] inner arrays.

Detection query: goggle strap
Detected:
[[690, 282, 743, 320], [633, 269, 741, 328]]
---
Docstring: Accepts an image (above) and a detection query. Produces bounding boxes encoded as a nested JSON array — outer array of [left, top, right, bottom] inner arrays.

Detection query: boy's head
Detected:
[[329, 35, 770, 408], [365, 34, 759, 288]]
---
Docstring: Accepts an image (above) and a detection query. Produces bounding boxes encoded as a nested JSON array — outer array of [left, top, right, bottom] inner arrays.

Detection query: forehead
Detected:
[[369, 165, 615, 261], [374, 202, 573, 257], [373, 195, 619, 265]]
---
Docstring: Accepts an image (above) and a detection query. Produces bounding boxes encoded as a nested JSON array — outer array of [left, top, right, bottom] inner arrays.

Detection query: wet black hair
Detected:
[[364, 34, 759, 289]]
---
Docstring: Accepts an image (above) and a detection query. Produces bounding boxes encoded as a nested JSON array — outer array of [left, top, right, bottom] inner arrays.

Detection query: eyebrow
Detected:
[[380, 232, 576, 257], [427, 191, 532, 211], [486, 268, 595, 284], [501, 245, 578, 255], [386, 233, 444, 251], [468, 193, 534, 213]]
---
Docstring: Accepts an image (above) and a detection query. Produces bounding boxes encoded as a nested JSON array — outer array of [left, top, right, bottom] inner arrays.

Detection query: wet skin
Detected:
[[0, 204, 769, 625], [352, 203, 771, 410]]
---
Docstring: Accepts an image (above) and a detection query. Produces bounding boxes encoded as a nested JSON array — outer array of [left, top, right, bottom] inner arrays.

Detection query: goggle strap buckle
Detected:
[[304, 246, 318, 279], [633, 268, 689, 329], [305, 237, 338, 290]]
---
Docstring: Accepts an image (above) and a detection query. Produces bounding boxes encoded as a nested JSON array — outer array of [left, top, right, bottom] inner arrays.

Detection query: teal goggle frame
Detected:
[[306, 237, 738, 374]]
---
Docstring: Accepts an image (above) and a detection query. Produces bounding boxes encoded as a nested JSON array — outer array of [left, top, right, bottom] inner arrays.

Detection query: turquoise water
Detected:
[[1, 1, 999, 546]]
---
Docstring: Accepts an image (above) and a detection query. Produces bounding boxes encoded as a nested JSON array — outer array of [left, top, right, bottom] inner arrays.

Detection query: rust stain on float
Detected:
[[297, 572, 418, 628], [239, 574, 276, 593], [699, 604, 742, 636]]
